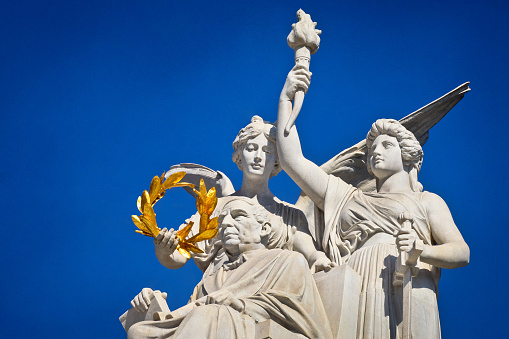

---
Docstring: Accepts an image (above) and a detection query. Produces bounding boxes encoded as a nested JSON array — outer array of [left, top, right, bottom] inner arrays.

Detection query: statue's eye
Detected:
[[263, 146, 273, 154], [231, 210, 248, 221], [245, 144, 257, 152], [383, 141, 394, 149]]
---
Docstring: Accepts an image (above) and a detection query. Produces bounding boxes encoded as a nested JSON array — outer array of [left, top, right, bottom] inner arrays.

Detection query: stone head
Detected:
[[218, 197, 272, 256], [366, 119, 423, 192], [232, 116, 281, 179]]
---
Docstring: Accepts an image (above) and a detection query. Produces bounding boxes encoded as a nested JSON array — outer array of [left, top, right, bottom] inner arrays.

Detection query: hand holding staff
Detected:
[[393, 212, 424, 339]]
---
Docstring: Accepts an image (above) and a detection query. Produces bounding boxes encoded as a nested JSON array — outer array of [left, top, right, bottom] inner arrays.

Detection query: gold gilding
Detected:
[[132, 174, 219, 257]]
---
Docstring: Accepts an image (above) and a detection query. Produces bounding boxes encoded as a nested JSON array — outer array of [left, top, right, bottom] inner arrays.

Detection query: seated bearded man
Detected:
[[127, 197, 332, 339]]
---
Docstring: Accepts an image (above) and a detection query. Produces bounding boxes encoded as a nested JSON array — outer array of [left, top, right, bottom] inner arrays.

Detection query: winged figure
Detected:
[[277, 64, 470, 339]]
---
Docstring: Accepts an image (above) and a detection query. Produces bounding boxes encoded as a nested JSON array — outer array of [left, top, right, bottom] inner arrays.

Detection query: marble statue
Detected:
[[122, 9, 472, 339], [126, 197, 333, 339], [276, 65, 470, 339], [153, 115, 334, 277]]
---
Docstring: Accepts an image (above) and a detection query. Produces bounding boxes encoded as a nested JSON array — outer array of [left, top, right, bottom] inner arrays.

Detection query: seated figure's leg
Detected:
[[173, 304, 254, 339], [127, 304, 254, 339], [127, 318, 180, 339]]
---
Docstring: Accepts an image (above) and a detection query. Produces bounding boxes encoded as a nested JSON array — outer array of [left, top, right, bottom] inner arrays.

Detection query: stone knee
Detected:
[[127, 321, 150, 339]]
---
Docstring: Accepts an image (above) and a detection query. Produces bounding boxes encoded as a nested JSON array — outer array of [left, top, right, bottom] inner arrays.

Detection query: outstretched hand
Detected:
[[280, 65, 311, 102], [154, 227, 180, 255]]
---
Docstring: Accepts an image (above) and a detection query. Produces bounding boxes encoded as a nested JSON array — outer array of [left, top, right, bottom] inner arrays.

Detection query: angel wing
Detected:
[[295, 82, 471, 244], [164, 163, 236, 199]]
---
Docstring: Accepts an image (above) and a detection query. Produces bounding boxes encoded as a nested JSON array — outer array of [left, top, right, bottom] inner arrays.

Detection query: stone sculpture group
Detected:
[[120, 9, 470, 339]]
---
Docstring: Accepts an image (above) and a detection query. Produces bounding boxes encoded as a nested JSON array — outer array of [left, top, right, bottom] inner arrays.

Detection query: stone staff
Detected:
[[393, 212, 424, 339], [285, 9, 321, 134]]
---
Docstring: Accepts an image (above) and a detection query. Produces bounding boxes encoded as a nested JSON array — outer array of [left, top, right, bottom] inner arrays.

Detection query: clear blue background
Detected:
[[1, 1, 507, 338]]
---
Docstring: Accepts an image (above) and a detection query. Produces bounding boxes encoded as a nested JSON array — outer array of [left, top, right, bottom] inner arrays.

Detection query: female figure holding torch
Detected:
[[276, 65, 469, 338]]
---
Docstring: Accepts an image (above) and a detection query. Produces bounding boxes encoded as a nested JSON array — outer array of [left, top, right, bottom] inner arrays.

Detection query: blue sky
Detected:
[[1, 1, 507, 338]]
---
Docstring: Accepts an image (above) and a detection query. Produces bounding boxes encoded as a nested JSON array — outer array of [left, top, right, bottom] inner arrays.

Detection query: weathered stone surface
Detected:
[[314, 265, 361, 339], [122, 9, 471, 339]]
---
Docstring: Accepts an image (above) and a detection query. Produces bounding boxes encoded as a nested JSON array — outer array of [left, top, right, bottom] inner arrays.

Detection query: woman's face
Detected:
[[241, 133, 276, 181], [368, 134, 405, 179]]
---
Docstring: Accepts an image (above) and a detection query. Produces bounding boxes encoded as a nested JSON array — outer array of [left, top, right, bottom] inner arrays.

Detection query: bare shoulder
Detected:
[[420, 191, 450, 212]]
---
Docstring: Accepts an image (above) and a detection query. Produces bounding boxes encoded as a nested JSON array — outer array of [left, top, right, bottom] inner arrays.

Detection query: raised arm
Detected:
[[277, 66, 349, 210]]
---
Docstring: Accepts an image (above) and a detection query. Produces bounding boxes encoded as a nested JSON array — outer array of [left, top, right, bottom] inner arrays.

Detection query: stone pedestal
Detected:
[[313, 264, 361, 339]]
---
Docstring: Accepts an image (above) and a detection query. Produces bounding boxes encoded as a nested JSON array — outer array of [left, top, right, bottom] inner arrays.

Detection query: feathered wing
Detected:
[[295, 82, 471, 245], [164, 163, 235, 199]]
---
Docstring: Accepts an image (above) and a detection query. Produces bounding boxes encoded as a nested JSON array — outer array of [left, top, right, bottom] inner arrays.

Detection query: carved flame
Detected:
[[287, 9, 321, 55]]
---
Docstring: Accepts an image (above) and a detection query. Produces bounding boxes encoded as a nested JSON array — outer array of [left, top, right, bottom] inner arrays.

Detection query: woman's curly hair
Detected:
[[366, 119, 423, 192]]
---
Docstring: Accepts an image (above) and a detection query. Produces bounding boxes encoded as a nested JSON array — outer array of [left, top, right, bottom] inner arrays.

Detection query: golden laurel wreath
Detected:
[[131, 171, 219, 259]]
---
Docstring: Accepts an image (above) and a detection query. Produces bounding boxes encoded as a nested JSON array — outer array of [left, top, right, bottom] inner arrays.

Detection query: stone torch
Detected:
[[285, 9, 321, 134]]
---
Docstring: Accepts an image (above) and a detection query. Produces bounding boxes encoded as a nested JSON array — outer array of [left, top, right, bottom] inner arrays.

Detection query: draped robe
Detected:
[[127, 249, 332, 339], [317, 175, 441, 339]]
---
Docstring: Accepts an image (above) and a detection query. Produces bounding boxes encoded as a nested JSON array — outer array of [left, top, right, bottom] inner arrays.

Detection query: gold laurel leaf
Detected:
[[140, 215, 160, 237], [132, 215, 150, 233], [180, 241, 204, 254], [195, 195, 203, 214], [149, 175, 161, 202], [141, 190, 150, 210], [164, 171, 186, 188], [199, 179, 207, 198], [206, 187, 216, 202], [137, 196, 142, 213], [199, 212, 208, 233], [177, 245, 191, 259], [207, 199, 217, 215], [206, 217, 218, 230], [135, 230, 152, 236], [152, 189, 165, 206], [176, 221, 194, 240], [187, 229, 219, 244], [142, 201, 157, 224]]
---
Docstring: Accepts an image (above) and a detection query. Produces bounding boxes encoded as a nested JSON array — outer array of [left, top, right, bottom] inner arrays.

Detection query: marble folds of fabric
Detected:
[[127, 249, 332, 339], [318, 175, 441, 339]]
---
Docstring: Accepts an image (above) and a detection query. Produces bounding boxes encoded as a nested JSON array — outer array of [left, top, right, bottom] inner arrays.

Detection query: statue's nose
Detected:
[[254, 148, 263, 161], [372, 145, 382, 156], [220, 213, 234, 228]]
